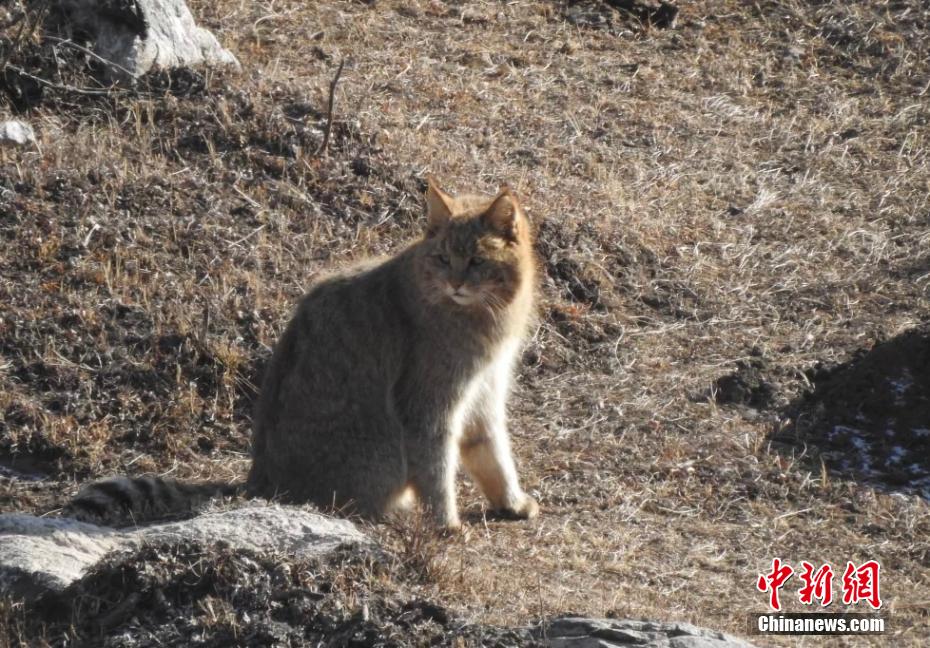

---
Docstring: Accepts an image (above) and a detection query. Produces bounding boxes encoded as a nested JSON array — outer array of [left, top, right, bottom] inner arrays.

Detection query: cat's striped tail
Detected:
[[62, 476, 243, 527]]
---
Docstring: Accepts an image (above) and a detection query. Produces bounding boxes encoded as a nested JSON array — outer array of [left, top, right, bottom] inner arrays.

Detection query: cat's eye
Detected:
[[436, 254, 450, 265], [469, 257, 485, 267]]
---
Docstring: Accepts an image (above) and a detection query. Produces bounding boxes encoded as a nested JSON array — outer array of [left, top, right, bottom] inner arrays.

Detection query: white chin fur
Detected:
[[448, 290, 476, 306]]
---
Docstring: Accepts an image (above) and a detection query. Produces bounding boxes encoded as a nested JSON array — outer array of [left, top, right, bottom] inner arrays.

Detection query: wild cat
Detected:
[[66, 178, 539, 529]]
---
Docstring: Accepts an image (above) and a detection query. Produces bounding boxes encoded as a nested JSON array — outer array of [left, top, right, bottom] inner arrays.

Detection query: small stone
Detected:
[[0, 121, 37, 148], [784, 46, 805, 62]]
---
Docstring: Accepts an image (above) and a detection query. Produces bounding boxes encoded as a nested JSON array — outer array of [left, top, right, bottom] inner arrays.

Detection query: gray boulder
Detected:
[[57, 0, 240, 79], [0, 504, 367, 600], [542, 617, 757, 648]]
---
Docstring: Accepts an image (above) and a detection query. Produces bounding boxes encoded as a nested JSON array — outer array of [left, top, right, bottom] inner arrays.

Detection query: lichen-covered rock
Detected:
[[56, 0, 240, 79], [0, 504, 367, 600], [541, 617, 757, 648]]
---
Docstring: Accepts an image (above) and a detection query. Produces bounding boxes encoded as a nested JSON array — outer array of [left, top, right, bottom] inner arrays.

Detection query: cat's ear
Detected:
[[425, 175, 453, 232], [482, 185, 520, 241]]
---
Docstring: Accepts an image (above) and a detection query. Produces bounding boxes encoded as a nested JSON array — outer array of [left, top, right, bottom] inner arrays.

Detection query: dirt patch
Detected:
[[0, 452, 51, 481], [779, 324, 930, 498], [558, 0, 678, 33], [709, 357, 777, 410]]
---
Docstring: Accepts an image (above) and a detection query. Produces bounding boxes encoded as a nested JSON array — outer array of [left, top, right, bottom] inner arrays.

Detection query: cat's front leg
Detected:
[[406, 423, 462, 529], [459, 385, 538, 520]]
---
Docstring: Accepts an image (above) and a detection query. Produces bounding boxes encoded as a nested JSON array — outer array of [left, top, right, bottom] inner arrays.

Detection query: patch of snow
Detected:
[[888, 369, 913, 405], [887, 446, 907, 465], [829, 425, 861, 440]]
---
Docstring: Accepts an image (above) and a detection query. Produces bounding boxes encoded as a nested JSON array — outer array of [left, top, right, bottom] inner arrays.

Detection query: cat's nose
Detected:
[[449, 280, 464, 291]]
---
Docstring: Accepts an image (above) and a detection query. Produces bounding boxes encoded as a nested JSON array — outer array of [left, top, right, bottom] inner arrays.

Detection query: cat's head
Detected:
[[414, 177, 535, 312]]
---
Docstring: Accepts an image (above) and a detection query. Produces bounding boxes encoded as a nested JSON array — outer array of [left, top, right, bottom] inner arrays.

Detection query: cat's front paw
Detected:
[[439, 520, 464, 536], [493, 495, 539, 521]]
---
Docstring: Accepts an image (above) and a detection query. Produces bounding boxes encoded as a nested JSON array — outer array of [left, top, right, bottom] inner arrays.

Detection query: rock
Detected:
[[0, 504, 368, 600], [0, 120, 37, 147], [0, 517, 123, 600], [541, 617, 757, 648], [56, 0, 240, 80]]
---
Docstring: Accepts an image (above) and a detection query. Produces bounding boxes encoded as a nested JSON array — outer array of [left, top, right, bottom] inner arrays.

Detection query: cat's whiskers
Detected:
[[480, 291, 510, 328]]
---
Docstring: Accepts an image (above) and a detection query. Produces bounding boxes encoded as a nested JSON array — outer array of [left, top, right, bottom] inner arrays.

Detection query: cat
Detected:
[[65, 178, 539, 529]]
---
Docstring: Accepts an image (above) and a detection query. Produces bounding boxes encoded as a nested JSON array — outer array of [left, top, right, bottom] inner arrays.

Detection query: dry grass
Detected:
[[2, 0, 929, 645]]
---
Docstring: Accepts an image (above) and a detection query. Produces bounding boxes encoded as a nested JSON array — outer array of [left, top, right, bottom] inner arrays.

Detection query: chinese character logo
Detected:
[[798, 561, 834, 606], [842, 561, 882, 609], [757, 558, 793, 611], [757, 559, 882, 610]]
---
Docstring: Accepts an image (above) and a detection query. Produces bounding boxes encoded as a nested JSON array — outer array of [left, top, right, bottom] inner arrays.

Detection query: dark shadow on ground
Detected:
[[772, 322, 930, 499]]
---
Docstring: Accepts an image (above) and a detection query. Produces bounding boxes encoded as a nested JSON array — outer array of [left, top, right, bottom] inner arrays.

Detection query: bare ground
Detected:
[[1, 0, 929, 645]]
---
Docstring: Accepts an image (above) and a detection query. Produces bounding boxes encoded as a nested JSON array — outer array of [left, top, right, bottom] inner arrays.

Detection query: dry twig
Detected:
[[315, 58, 345, 157]]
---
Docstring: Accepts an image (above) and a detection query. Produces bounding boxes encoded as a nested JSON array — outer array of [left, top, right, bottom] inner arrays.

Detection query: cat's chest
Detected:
[[418, 329, 501, 379], [399, 335, 515, 409]]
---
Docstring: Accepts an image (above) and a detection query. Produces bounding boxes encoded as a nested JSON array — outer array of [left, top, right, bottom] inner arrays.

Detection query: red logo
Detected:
[[842, 561, 882, 609], [757, 558, 793, 611], [798, 562, 834, 606], [758, 559, 882, 611]]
